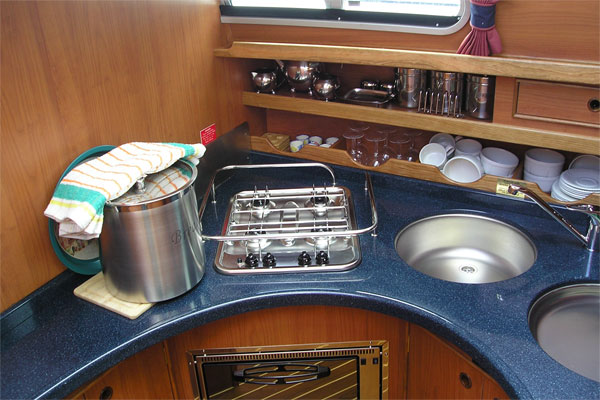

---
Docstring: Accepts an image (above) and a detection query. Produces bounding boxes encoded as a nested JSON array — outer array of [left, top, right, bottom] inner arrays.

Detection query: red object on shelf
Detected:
[[457, 0, 502, 57]]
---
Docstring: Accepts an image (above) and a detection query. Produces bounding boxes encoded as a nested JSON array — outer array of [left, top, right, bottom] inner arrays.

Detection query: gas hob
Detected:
[[200, 163, 377, 275]]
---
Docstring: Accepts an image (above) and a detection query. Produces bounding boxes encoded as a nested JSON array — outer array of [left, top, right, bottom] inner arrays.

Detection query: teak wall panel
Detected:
[[0, 1, 250, 311], [227, 0, 599, 62]]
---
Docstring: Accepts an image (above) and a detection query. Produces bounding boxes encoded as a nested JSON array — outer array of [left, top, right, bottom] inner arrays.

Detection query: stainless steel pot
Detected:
[[277, 60, 321, 95], [100, 160, 205, 303], [394, 68, 426, 109]]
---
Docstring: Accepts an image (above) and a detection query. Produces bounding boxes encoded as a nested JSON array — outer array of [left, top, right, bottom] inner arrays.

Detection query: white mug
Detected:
[[419, 143, 447, 169], [290, 140, 304, 153]]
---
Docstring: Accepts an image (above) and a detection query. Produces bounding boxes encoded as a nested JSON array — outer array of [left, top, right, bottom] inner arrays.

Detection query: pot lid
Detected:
[[110, 160, 196, 206]]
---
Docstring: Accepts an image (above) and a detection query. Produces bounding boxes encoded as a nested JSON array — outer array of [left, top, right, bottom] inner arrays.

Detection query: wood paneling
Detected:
[[166, 306, 409, 400], [482, 375, 511, 400], [407, 324, 486, 399], [227, 1, 600, 62], [0, 1, 252, 311], [68, 342, 173, 399], [494, 77, 600, 139], [515, 80, 600, 127], [216, 42, 600, 85]]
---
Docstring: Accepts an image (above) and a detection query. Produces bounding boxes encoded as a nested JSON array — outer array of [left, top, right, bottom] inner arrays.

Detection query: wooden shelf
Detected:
[[243, 92, 598, 154], [251, 136, 600, 206], [215, 42, 600, 85]]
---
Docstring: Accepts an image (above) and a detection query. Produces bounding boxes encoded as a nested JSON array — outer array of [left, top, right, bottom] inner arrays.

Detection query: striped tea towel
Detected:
[[44, 142, 206, 240]]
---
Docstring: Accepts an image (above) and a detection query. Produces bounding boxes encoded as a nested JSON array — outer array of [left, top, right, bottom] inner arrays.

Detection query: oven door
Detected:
[[187, 341, 388, 399]]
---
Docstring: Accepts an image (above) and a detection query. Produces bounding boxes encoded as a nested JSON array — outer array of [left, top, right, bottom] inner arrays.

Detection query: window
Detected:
[[220, 0, 468, 35]]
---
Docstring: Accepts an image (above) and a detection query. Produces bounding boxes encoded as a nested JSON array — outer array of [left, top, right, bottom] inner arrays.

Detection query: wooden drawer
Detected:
[[515, 80, 600, 128]]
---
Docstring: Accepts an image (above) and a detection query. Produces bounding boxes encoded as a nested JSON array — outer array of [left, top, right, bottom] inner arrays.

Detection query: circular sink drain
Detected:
[[460, 265, 477, 274]]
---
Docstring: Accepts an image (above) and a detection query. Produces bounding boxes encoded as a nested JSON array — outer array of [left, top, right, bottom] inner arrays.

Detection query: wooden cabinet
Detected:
[[66, 309, 509, 400], [68, 342, 173, 400], [166, 306, 409, 399], [483, 375, 511, 400], [215, 42, 600, 206], [514, 80, 599, 128], [407, 324, 509, 400]]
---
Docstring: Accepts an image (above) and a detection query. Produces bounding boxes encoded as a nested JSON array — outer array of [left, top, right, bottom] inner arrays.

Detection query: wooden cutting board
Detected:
[[73, 272, 153, 319]]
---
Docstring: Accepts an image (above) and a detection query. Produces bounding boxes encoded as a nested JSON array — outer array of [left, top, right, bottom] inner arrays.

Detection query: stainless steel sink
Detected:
[[529, 283, 600, 382], [394, 214, 537, 284]]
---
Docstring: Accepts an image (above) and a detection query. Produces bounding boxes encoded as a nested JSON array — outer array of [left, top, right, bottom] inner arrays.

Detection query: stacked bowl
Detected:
[[480, 147, 519, 178], [552, 155, 600, 201], [524, 148, 565, 193]]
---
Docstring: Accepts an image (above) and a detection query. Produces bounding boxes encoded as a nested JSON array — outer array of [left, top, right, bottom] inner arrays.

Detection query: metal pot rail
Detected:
[[199, 163, 378, 242]]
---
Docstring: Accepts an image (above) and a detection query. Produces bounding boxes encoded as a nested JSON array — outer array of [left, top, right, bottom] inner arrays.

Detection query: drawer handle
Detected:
[[459, 372, 473, 389], [588, 98, 600, 112], [233, 363, 330, 385]]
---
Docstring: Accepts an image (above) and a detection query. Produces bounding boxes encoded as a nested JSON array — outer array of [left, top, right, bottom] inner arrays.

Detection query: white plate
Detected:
[[557, 180, 588, 199], [551, 180, 577, 202], [569, 154, 600, 171], [560, 169, 600, 193]]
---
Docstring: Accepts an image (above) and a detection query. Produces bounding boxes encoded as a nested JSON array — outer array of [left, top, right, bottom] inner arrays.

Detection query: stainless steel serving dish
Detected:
[[342, 88, 393, 107], [394, 214, 537, 284]]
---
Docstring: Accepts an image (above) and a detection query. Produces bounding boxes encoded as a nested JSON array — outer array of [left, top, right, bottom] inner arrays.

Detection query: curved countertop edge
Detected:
[[39, 286, 523, 399]]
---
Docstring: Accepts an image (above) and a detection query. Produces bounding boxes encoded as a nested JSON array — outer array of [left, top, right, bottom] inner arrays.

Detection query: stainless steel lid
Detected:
[[109, 160, 196, 207]]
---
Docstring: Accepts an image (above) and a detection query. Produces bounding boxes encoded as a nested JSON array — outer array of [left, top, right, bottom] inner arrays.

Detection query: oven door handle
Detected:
[[232, 363, 331, 385]]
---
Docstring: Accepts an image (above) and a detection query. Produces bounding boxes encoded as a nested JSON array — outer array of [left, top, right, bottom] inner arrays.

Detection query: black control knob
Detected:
[[316, 251, 329, 265], [262, 252, 277, 267], [298, 251, 311, 266], [244, 253, 259, 268]]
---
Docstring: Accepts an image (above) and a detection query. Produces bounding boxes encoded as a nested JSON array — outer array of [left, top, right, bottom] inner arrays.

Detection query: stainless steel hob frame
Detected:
[[198, 163, 378, 274]]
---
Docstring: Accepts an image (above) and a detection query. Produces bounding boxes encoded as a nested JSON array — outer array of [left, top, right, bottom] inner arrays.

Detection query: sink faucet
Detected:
[[507, 184, 600, 252]]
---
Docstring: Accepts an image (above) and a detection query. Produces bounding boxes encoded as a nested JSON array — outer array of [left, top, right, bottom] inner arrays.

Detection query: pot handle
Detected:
[[134, 175, 147, 193]]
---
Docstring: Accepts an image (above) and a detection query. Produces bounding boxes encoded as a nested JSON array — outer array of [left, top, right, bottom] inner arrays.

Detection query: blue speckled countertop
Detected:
[[2, 152, 599, 399]]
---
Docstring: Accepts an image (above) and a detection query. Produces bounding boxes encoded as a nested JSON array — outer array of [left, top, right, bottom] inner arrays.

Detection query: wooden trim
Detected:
[[244, 92, 599, 155], [513, 113, 599, 129], [215, 42, 600, 85], [251, 136, 600, 206]]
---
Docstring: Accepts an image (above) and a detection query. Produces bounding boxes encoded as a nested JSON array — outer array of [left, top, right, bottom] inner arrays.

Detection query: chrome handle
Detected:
[[199, 163, 378, 242], [233, 363, 330, 385], [565, 203, 600, 216], [508, 184, 599, 252]]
